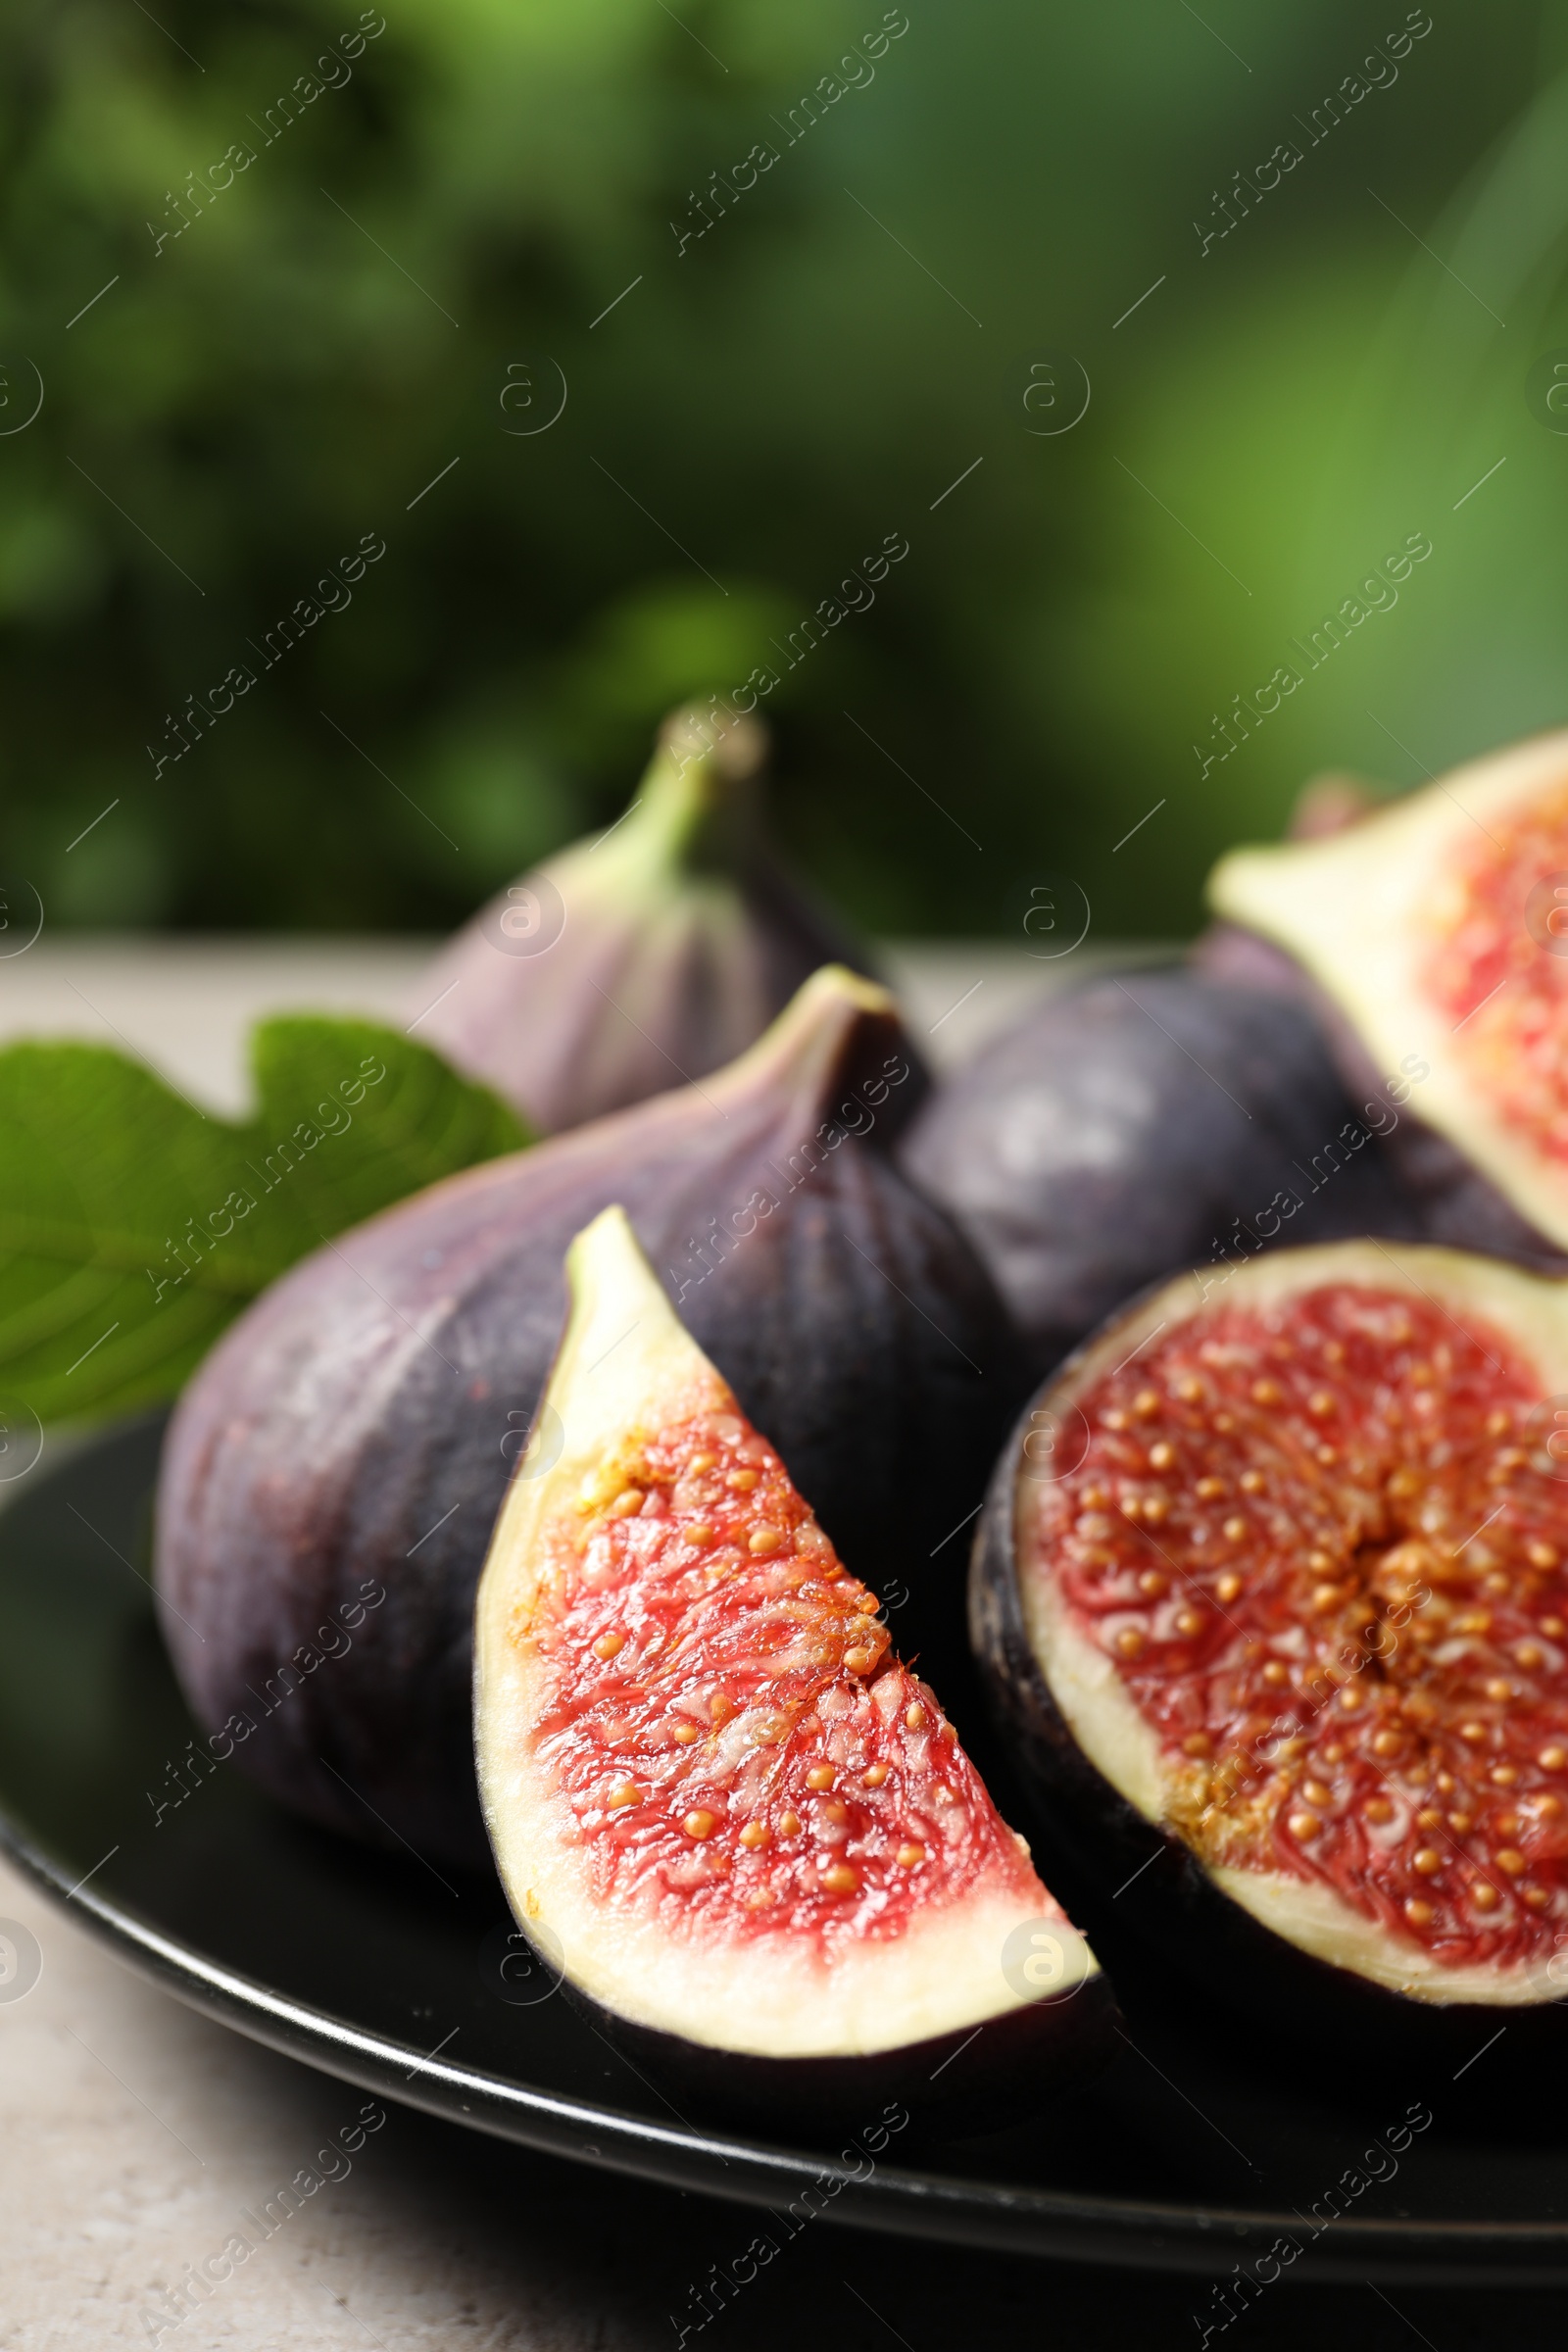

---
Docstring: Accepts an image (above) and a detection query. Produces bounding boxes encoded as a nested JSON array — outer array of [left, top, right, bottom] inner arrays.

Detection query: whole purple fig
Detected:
[[414, 709, 872, 1132], [898, 967, 1420, 1376]]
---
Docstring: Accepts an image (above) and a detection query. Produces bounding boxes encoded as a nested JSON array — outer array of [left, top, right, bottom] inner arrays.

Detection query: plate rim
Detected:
[[10, 1817, 1568, 2283]]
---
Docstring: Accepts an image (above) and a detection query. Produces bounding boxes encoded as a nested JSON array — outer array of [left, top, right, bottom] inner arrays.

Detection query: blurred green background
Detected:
[[3, 0, 1567, 940]]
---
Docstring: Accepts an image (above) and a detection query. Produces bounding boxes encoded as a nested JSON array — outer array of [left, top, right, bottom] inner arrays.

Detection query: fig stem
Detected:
[[628, 704, 769, 876]]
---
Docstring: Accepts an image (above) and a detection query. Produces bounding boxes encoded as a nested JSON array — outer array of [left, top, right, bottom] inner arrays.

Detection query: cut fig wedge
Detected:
[[1208, 728, 1568, 1263], [475, 1206, 1114, 2117], [974, 1240, 1568, 2021]]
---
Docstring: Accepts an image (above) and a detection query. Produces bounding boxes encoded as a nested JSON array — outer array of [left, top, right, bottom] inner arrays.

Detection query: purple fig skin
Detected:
[[1193, 926, 1568, 1275], [154, 972, 1029, 1870], [969, 1369, 1568, 2071], [897, 968, 1422, 1377], [416, 710, 879, 1133]]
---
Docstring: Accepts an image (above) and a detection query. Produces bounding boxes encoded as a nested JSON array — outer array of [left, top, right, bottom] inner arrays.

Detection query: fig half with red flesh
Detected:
[[974, 1240, 1568, 2022], [475, 1206, 1114, 2117], [1209, 729, 1568, 1268]]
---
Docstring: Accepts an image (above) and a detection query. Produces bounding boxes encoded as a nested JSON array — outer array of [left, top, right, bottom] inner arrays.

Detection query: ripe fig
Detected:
[[974, 1238, 1568, 2039], [1209, 728, 1568, 1271], [475, 1205, 1116, 2121], [898, 968, 1418, 1377], [415, 708, 874, 1132], [155, 968, 1028, 1870]]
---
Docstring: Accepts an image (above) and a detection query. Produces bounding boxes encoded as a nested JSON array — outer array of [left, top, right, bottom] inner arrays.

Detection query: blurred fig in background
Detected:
[[414, 708, 873, 1132]]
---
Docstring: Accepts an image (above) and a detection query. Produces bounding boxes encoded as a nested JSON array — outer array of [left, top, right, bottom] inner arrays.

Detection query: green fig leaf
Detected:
[[0, 1015, 529, 1425]]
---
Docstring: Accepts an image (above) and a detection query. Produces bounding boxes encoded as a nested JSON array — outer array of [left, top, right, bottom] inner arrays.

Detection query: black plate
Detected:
[[5, 1417, 1568, 2284]]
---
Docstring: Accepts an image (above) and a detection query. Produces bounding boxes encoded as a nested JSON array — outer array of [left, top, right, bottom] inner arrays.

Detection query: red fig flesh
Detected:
[[975, 1241, 1568, 2010], [476, 1206, 1112, 2103], [416, 710, 874, 1132]]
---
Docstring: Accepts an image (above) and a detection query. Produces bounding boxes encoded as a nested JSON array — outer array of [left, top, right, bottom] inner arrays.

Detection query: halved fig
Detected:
[[974, 1239, 1568, 2022], [1209, 729, 1568, 1268], [475, 1206, 1115, 2119]]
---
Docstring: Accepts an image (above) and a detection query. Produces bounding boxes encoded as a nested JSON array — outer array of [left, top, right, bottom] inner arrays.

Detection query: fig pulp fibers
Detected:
[[525, 1404, 1044, 1948], [1423, 779, 1568, 1162], [1026, 1285, 1568, 1970]]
